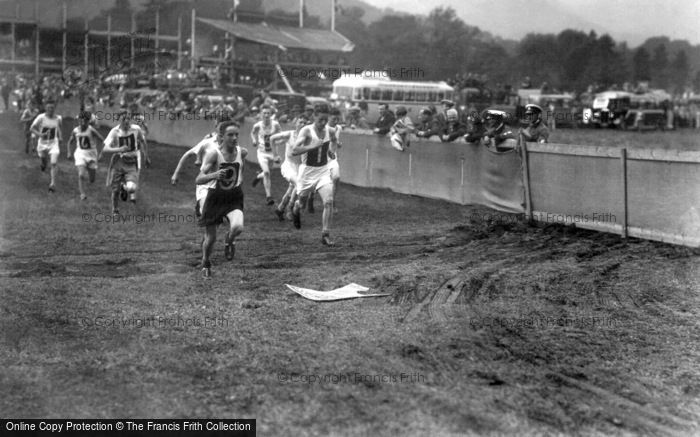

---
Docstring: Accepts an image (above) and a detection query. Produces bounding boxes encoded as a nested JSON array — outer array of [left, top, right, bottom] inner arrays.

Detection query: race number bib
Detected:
[[41, 127, 56, 140], [218, 162, 240, 190], [118, 135, 136, 152], [78, 135, 91, 150], [307, 141, 330, 167], [263, 134, 272, 152]]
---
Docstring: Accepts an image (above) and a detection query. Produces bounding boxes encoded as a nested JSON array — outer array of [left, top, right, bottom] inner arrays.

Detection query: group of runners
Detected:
[[22, 101, 344, 279], [171, 104, 343, 278]]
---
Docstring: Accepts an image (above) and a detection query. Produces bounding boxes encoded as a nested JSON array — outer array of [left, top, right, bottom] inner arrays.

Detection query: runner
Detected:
[[327, 108, 343, 213], [19, 100, 39, 154], [101, 111, 150, 214], [67, 111, 105, 200], [269, 114, 309, 221], [250, 105, 282, 205], [196, 121, 248, 278], [291, 111, 338, 246], [29, 100, 62, 192]]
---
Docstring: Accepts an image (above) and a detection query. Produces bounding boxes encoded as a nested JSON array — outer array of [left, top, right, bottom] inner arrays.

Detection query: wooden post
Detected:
[[84, 19, 88, 77], [299, 0, 303, 28], [154, 7, 159, 72], [190, 8, 195, 71], [130, 12, 135, 70], [331, 0, 336, 32], [34, 2, 39, 77], [620, 148, 628, 238], [62, 2, 67, 73], [519, 134, 534, 221], [107, 14, 111, 68], [11, 4, 17, 73], [177, 15, 182, 70]]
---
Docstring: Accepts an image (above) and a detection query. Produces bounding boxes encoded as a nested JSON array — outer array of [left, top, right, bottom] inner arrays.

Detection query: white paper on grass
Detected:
[[285, 283, 389, 301]]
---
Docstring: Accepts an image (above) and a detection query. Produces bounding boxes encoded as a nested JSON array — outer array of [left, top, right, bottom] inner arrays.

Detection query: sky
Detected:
[[2, 0, 697, 47], [371, 0, 700, 46]]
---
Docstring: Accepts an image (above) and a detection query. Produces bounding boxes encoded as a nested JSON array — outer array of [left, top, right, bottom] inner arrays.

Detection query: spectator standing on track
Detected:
[[196, 121, 248, 278], [30, 100, 63, 192], [389, 106, 415, 151], [440, 108, 467, 142], [519, 104, 549, 144], [373, 103, 395, 135], [250, 105, 282, 205], [20, 99, 39, 154], [1, 77, 11, 112]]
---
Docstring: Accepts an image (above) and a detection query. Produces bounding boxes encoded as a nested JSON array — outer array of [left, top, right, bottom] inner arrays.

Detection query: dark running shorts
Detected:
[[197, 185, 244, 227]]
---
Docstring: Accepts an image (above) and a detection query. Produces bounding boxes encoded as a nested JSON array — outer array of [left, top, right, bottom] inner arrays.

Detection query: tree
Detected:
[[632, 47, 651, 81], [652, 44, 669, 88], [670, 49, 690, 93]]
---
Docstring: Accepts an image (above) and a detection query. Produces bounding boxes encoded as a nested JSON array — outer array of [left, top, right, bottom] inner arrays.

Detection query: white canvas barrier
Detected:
[[83, 100, 699, 247]]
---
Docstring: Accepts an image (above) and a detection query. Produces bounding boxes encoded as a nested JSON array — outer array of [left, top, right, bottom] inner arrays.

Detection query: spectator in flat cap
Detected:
[[415, 107, 443, 140], [482, 109, 516, 151], [345, 105, 369, 129], [373, 103, 395, 135], [519, 104, 549, 143], [464, 111, 486, 145], [440, 108, 467, 142], [390, 106, 415, 151]]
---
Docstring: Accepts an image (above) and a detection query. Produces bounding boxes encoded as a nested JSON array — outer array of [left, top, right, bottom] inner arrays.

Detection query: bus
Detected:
[[331, 73, 455, 122]]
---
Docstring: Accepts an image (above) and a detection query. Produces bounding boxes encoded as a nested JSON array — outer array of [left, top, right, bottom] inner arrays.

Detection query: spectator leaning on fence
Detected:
[[389, 106, 415, 152], [373, 103, 396, 135], [482, 109, 516, 152], [519, 104, 549, 144], [346, 105, 369, 129], [415, 107, 442, 140], [464, 111, 486, 145], [440, 108, 467, 142]]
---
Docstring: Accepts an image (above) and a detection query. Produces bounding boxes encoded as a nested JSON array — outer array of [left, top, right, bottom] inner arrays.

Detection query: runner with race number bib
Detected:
[[291, 111, 338, 246], [102, 111, 150, 214], [30, 101, 62, 192], [250, 105, 281, 205], [196, 121, 248, 278], [67, 111, 105, 200]]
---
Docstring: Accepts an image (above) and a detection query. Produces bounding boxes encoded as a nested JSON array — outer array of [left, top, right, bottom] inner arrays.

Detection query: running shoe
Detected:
[[119, 184, 128, 201], [224, 241, 235, 261], [275, 209, 285, 221], [321, 233, 334, 246], [292, 206, 301, 229], [266, 197, 275, 206], [202, 267, 211, 278], [202, 261, 212, 278], [80, 194, 87, 201], [48, 184, 55, 193]]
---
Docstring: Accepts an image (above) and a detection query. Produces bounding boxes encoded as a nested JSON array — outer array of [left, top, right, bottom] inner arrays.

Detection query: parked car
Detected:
[[623, 109, 666, 131]]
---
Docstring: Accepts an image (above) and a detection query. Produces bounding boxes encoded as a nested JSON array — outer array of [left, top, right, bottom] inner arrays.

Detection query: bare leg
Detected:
[[318, 183, 334, 240], [201, 224, 217, 268]]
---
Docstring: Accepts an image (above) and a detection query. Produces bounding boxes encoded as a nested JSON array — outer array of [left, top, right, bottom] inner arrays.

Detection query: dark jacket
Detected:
[[374, 110, 396, 135], [440, 121, 468, 142]]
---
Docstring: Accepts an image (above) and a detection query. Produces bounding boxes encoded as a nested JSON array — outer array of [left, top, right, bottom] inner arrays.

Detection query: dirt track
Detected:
[[1, 113, 699, 436]]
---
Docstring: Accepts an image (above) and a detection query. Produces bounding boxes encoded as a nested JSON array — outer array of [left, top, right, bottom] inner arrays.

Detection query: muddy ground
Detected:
[[1, 114, 699, 436]]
